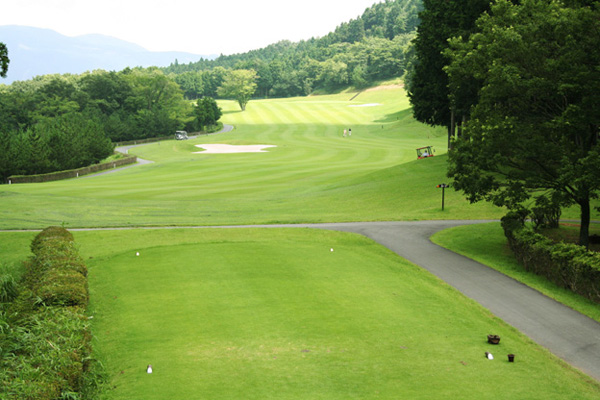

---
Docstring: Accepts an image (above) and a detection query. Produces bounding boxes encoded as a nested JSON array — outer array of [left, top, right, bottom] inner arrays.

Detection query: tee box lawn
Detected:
[[79, 228, 600, 400]]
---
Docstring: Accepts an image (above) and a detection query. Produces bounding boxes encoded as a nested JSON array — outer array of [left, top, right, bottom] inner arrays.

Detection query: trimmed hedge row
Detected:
[[6, 123, 224, 184], [0, 227, 99, 400], [27, 226, 88, 307], [502, 212, 600, 304], [7, 152, 137, 184]]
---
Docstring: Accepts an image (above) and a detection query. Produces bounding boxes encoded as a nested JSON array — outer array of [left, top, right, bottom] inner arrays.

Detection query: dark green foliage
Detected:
[[0, 273, 18, 303], [0, 41, 8, 78], [502, 213, 600, 304], [407, 0, 494, 130], [0, 227, 101, 399], [193, 97, 222, 131], [0, 68, 203, 181], [446, 0, 600, 247], [531, 195, 562, 230], [162, 0, 422, 98]]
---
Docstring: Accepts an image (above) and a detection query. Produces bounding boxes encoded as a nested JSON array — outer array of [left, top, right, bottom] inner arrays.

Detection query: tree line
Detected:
[[0, 0, 422, 181], [163, 0, 423, 99], [0, 68, 222, 181], [408, 0, 600, 247]]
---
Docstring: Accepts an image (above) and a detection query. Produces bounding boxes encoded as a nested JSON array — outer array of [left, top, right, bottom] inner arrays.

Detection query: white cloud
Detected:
[[0, 0, 381, 55]]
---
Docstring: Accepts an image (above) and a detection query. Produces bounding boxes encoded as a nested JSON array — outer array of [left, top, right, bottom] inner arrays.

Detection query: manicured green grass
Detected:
[[0, 231, 37, 278], [2, 86, 599, 397], [79, 228, 600, 399], [1, 88, 593, 229], [0, 88, 510, 230], [431, 222, 600, 323]]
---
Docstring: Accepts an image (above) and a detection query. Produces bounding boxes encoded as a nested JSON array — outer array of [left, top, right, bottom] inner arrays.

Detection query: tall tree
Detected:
[[446, 0, 600, 247], [407, 0, 496, 147], [217, 69, 258, 111], [194, 97, 222, 131], [0, 42, 8, 78]]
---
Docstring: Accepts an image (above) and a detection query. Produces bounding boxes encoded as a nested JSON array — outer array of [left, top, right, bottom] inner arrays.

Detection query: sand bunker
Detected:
[[194, 144, 277, 154], [348, 103, 381, 107]]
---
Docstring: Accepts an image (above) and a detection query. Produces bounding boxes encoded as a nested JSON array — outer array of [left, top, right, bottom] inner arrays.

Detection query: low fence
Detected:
[[7, 153, 137, 184]]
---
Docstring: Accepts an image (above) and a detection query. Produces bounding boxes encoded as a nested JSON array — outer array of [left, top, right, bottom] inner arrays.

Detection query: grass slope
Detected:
[[82, 228, 600, 399], [0, 88, 509, 229], [1, 87, 599, 397]]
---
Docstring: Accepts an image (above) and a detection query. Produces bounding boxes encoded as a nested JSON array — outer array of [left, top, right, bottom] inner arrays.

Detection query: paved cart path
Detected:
[[5, 219, 599, 379], [187, 220, 600, 381], [311, 220, 600, 382], [20, 126, 600, 381]]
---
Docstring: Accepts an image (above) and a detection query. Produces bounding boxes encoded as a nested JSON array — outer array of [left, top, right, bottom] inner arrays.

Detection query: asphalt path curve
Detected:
[[64, 127, 600, 381], [129, 220, 600, 381], [311, 220, 600, 382]]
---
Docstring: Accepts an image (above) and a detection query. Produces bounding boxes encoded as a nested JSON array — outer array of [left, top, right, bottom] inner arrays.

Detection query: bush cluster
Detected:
[[502, 212, 600, 303], [0, 227, 100, 400]]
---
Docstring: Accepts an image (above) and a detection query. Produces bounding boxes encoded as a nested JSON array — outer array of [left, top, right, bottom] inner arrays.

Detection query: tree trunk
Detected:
[[579, 198, 591, 249], [449, 109, 455, 150]]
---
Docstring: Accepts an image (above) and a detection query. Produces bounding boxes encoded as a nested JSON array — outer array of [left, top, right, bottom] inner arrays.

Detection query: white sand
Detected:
[[193, 144, 277, 154]]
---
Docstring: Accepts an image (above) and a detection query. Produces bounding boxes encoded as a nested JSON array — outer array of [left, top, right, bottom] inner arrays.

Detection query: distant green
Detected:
[[1, 87, 599, 398], [0, 88, 509, 230]]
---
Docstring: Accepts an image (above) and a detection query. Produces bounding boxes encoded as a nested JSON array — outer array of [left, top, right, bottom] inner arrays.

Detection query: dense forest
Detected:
[[0, 0, 422, 181], [0, 68, 213, 181], [163, 0, 423, 98]]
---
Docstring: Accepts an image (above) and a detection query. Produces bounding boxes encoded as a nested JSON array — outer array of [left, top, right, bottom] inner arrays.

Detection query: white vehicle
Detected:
[[175, 130, 188, 140]]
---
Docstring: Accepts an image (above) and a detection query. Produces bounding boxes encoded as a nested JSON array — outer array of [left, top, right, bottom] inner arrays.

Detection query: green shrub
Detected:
[[30, 226, 74, 254], [36, 270, 89, 307], [502, 213, 600, 303], [530, 195, 562, 230], [0, 307, 91, 399], [0, 227, 101, 400]]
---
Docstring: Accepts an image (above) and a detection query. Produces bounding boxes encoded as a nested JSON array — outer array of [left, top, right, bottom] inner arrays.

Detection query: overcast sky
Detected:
[[1, 0, 382, 55]]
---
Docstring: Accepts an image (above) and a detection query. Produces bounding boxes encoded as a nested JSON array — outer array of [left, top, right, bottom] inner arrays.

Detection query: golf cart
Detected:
[[416, 146, 434, 159], [175, 130, 188, 140]]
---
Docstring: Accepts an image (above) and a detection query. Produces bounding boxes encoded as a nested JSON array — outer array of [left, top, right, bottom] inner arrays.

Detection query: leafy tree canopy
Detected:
[[163, 0, 423, 98], [446, 0, 600, 247], [0, 42, 9, 78], [217, 69, 258, 111]]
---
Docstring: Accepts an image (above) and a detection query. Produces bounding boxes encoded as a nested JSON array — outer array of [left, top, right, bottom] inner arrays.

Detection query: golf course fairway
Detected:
[[1, 86, 599, 398]]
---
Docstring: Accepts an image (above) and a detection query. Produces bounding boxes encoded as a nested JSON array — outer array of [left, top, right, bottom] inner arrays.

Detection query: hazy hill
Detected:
[[0, 25, 214, 83]]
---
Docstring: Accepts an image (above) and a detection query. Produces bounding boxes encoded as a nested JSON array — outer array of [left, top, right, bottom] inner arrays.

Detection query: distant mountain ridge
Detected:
[[0, 25, 214, 83]]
